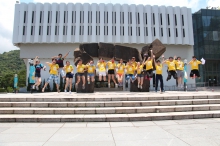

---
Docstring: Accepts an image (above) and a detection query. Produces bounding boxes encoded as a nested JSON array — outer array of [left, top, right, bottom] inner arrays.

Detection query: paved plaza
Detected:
[[1, 119, 220, 146]]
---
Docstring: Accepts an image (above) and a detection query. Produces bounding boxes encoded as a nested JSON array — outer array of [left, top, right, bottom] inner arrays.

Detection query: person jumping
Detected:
[[63, 61, 74, 94], [76, 59, 86, 89], [107, 57, 118, 88], [86, 60, 96, 84], [33, 56, 46, 90], [154, 55, 165, 92], [188, 56, 202, 79]]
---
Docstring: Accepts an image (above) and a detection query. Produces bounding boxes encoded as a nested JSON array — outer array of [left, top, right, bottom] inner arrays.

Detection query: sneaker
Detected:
[[88, 81, 90, 84], [108, 83, 110, 88], [75, 83, 78, 89], [140, 86, 142, 89], [57, 89, 60, 93], [36, 86, 39, 90], [115, 84, 118, 88], [42, 88, 45, 93], [69, 91, 72, 94], [138, 84, 140, 88], [32, 85, 35, 89], [82, 84, 85, 89], [65, 89, 67, 93]]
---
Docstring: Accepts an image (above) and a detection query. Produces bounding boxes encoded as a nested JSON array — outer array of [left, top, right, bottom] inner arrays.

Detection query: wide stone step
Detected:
[[1, 99, 220, 107], [0, 94, 219, 102], [1, 104, 220, 114], [1, 110, 220, 122]]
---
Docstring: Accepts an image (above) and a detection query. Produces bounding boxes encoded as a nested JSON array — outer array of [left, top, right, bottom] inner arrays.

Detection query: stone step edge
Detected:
[[0, 98, 219, 107], [0, 95, 219, 102], [0, 104, 220, 114], [0, 110, 220, 122]]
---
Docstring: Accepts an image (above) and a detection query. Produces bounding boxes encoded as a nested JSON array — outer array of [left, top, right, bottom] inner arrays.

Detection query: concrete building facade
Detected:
[[12, 3, 195, 87]]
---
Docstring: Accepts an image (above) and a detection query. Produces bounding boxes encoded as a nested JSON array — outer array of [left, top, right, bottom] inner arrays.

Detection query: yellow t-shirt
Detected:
[[64, 65, 73, 73], [136, 65, 143, 74], [77, 64, 85, 73], [156, 64, 163, 75], [107, 61, 116, 70], [189, 60, 201, 70], [126, 65, 135, 74], [49, 63, 59, 75], [87, 65, 96, 73], [131, 61, 137, 68], [145, 60, 153, 70], [176, 61, 184, 71], [166, 60, 176, 71], [117, 63, 125, 74], [97, 62, 106, 72]]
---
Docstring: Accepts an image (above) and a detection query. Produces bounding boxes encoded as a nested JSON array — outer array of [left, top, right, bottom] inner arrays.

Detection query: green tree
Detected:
[[1, 73, 13, 89], [17, 70, 26, 87]]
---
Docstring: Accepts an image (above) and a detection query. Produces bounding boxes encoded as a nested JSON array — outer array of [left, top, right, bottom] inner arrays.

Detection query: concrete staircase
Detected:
[[0, 92, 220, 122]]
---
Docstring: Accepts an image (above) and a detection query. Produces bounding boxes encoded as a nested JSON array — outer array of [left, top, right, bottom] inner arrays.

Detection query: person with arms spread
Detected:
[[175, 56, 184, 88], [188, 56, 202, 79], [143, 50, 154, 80], [63, 61, 74, 94], [125, 60, 136, 84], [32, 56, 46, 90], [164, 56, 177, 81], [42, 58, 60, 93], [52, 51, 70, 78]]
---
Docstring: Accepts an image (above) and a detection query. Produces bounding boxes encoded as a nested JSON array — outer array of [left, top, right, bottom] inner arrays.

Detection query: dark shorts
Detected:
[[168, 70, 177, 76], [190, 69, 200, 77], [137, 74, 144, 78], [77, 73, 85, 77], [35, 73, 41, 78], [87, 73, 94, 77], [146, 69, 153, 74], [108, 69, 115, 75], [66, 73, 73, 78]]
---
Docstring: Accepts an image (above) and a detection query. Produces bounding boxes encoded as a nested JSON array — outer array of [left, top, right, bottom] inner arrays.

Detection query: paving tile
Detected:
[[0, 142, 45, 146], [63, 123, 87, 128], [153, 120, 178, 126], [110, 122, 133, 127], [44, 141, 115, 146], [132, 121, 156, 127], [87, 122, 110, 128]]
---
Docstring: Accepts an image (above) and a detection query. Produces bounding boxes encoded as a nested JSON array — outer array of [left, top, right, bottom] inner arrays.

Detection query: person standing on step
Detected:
[[63, 61, 74, 94], [32, 56, 46, 90], [86, 60, 96, 84], [143, 50, 153, 80], [116, 59, 125, 87], [76, 59, 86, 89], [52, 51, 70, 78], [164, 56, 177, 81], [97, 58, 107, 81], [136, 62, 144, 89], [154, 55, 165, 92], [42, 58, 60, 93], [175, 56, 184, 88], [107, 57, 118, 88], [125, 60, 136, 84], [188, 56, 202, 79]]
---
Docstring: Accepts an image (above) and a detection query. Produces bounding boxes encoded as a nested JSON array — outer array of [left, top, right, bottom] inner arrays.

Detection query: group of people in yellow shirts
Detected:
[[38, 51, 202, 93]]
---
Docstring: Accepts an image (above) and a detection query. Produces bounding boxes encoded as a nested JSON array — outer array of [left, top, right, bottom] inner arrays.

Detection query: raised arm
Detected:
[[150, 50, 153, 60], [174, 55, 177, 60], [153, 55, 157, 67], [33, 56, 38, 65], [63, 51, 70, 59], [45, 62, 51, 65], [161, 54, 165, 64], [188, 59, 193, 65]]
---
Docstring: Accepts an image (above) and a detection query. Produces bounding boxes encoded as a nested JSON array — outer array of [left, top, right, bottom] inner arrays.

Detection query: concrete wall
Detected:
[[20, 43, 195, 87]]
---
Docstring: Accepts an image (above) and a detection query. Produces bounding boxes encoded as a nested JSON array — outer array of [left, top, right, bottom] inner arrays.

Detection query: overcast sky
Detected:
[[0, 0, 219, 53]]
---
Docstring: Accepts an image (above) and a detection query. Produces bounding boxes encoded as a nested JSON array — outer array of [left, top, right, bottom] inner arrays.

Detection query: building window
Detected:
[[123, 26, 124, 36], [174, 14, 177, 26], [115, 26, 116, 35], [106, 12, 108, 23], [137, 12, 140, 24], [160, 13, 162, 25], [79, 26, 81, 35], [63, 26, 65, 35], [32, 11, 34, 23], [145, 13, 147, 24], [122, 12, 124, 24], [106, 26, 108, 35], [24, 11, 26, 23], [183, 28, 185, 37], [182, 15, 184, 26], [115, 12, 116, 24], [167, 14, 170, 25], [40, 11, 43, 23], [168, 28, 170, 37], [48, 11, 50, 23], [161, 28, 163, 36], [23, 26, 25, 35], [71, 26, 73, 35], [64, 11, 66, 23], [47, 26, 49, 35], [55, 26, 57, 35], [130, 27, 132, 36], [176, 28, 178, 37], [145, 27, 148, 36], [31, 26, 33, 35], [138, 27, 140, 36], [130, 12, 132, 24], [153, 13, 155, 25], [56, 11, 58, 23], [153, 27, 155, 36], [39, 26, 41, 35], [104, 11, 106, 23], [104, 26, 105, 35]]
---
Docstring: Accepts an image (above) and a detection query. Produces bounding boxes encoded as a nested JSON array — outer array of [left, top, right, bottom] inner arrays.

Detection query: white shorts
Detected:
[[99, 71, 106, 76]]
